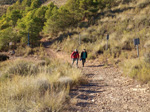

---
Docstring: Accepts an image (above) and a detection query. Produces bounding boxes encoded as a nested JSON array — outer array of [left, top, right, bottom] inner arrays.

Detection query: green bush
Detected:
[[0, 27, 18, 51]]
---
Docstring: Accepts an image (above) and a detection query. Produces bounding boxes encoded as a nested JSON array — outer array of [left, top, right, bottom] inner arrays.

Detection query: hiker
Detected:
[[71, 49, 79, 67], [81, 49, 87, 67]]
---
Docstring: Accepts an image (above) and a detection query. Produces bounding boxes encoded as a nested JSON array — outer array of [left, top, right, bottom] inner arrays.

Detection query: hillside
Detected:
[[1, 0, 150, 111], [0, 0, 67, 16], [49, 0, 150, 82], [0, 0, 150, 82]]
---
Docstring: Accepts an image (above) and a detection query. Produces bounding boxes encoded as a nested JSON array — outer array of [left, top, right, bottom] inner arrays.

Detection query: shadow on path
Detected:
[[76, 102, 93, 107], [86, 64, 104, 68], [86, 64, 113, 68], [69, 76, 106, 109]]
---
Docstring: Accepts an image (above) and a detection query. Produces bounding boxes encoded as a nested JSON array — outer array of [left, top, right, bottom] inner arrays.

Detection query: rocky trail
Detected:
[[45, 48, 150, 112], [67, 63, 150, 112]]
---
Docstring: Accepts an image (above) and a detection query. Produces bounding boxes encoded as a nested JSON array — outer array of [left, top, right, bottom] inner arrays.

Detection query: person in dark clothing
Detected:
[[81, 49, 87, 67]]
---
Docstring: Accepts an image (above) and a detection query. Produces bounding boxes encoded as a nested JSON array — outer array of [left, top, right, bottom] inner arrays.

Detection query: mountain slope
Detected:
[[47, 0, 150, 83]]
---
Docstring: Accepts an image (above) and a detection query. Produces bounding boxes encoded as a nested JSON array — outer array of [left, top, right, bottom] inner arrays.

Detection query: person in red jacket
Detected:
[[71, 49, 79, 67]]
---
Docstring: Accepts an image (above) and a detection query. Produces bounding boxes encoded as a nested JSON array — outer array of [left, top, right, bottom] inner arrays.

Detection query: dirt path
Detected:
[[45, 49, 150, 112], [68, 62, 150, 112]]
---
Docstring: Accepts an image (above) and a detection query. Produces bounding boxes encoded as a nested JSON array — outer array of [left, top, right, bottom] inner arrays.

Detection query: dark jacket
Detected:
[[81, 51, 87, 59]]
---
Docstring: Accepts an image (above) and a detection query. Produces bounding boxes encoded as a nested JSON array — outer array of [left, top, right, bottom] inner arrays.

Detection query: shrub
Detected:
[[122, 58, 150, 83], [0, 27, 18, 51], [4, 59, 39, 76], [0, 75, 68, 112], [0, 58, 83, 111]]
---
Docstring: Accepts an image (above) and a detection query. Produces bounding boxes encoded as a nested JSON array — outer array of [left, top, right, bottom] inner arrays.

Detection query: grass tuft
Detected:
[[121, 56, 150, 83]]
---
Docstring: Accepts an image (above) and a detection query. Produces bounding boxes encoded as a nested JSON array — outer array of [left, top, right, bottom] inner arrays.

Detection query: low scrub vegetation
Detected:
[[15, 45, 46, 57], [0, 58, 83, 111], [122, 52, 150, 83]]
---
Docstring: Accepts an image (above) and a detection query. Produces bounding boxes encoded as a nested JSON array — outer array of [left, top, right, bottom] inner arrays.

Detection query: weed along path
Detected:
[[45, 49, 150, 112]]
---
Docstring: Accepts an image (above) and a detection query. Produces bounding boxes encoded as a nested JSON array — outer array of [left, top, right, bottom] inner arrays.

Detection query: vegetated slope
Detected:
[[0, 0, 114, 51], [0, 0, 58, 16], [0, 0, 150, 83], [51, 0, 150, 56], [50, 0, 150, 83]]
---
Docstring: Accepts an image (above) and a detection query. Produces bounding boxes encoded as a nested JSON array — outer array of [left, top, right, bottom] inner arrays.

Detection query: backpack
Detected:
[[73, 52, 77, 56]]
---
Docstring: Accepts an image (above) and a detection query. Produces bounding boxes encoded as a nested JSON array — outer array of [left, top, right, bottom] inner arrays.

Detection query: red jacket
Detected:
[[71, 51, 79, 59]]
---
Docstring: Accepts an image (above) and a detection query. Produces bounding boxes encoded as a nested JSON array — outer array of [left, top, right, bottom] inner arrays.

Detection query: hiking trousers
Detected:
[[82, 59, 86, 67], [72, 58, 78, 67]]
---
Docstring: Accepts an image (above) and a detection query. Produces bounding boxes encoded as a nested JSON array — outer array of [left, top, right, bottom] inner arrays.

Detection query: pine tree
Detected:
[[30, 0, 42, 9], [9, 10, 22, 27]]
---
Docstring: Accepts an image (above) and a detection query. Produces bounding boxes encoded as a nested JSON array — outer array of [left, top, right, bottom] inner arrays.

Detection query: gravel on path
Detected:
[[64, 61, 150, 112]]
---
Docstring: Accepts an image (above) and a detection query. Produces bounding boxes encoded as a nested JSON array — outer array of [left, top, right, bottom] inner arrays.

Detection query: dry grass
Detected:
[[15, 45, 47, 58], [121, 55, 150, 83], [0, 74, 68, 112], [0, 58, 83, 111]]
